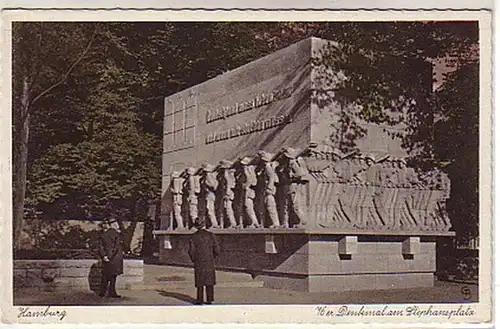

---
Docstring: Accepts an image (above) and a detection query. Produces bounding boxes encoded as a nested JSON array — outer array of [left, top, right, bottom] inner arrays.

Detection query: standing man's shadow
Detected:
[[156, 289, 198, 305]]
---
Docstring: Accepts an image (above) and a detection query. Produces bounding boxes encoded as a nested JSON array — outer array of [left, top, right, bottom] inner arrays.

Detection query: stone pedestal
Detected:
[[13, 259, 144, 290], [154, 229, 453, 292]]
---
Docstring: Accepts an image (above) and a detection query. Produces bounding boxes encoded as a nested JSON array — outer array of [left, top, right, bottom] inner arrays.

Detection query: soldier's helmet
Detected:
[[283, 147, 299, 159], [202, 163, 215, 172], [240, 156, 253, 165], [258, 150, 274, 162], [219, 159, 233, 169]]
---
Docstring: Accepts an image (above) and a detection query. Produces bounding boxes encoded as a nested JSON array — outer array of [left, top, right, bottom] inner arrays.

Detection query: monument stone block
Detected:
[[155, 37, 454, 292]]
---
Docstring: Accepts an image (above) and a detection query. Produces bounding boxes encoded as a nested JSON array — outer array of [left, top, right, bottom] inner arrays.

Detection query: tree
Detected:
[[434, 63, 479, 243], [12, 22, 99, 249], [24, 24, 161, 252]]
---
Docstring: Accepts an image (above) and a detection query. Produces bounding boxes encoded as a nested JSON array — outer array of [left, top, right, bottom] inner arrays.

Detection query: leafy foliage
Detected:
[[434, 63, 479, 243]]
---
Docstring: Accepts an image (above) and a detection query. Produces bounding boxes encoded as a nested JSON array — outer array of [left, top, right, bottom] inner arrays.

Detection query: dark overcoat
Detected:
[[98, 228, 124, 276], [188, 229, 220, 287]]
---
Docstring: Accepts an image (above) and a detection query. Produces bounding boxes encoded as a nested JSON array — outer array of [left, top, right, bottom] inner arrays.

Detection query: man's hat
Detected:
[[194, 217, 205, 229]]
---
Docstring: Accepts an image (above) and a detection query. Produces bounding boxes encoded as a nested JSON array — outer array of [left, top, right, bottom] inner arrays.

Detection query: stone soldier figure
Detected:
[[258, 151, 280, 228], [185, 167, 201, 228], [219, 160, 238, 228], [171, 170, 185, 230], [374, 159, 401, 229], [240, 156, 261, 228], [98, 219, 124, 298], [397, 163, 421, 229], [201, 163, 220, 229], [282, 147, 309, 227], [188, 218, 220, 305], [350, 155, 381, 229]]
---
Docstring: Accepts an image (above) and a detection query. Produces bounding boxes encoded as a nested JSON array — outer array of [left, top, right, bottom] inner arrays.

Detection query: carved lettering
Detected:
[[206, 87, 293, 123], [205, 114, 292, 144]]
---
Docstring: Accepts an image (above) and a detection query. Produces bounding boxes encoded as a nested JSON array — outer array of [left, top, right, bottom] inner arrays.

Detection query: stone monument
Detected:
[[154, 37, 454, 292]]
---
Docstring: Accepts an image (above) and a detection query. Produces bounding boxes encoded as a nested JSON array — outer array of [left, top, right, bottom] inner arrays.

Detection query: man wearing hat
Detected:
[[188, 218, 220, 305], [98, 219, 124, 298]]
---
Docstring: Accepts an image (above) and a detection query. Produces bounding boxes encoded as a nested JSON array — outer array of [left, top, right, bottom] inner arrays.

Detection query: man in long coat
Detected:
[[188, 218, 220, 305], [98, 219, 124, 298]]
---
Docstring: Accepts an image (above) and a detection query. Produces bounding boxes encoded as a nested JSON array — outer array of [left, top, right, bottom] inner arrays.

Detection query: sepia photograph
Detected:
[[1, 9, 493, 325]]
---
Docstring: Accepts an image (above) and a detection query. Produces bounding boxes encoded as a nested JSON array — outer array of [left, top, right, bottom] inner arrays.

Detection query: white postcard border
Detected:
[[0, 9, 493, 326]]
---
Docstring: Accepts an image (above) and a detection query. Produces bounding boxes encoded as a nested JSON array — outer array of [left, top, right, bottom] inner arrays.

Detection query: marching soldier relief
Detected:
[[258, 151, 281, 229], [155, 37, 455, 292], [170, 171, 185, 230], [185, 167, 201, 228], [201, 163, 220, 229], [239, 157, 262, 228], [219, 160, 239, 229], [165, 146, 451, 231]]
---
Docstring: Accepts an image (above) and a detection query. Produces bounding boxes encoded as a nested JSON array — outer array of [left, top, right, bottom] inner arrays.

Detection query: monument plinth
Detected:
[[154, 37, 454, 292]]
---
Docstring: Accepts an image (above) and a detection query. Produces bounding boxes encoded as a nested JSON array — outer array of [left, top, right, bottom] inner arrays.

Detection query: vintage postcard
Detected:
[[0, 7, 493, 327]]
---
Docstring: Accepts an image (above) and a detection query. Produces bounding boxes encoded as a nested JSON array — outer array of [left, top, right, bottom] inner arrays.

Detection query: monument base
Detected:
[[154, 229, 453, 292], [261, 273, 435, 292]]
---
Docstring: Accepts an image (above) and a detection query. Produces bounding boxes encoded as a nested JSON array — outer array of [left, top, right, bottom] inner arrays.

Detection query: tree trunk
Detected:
[[13, 76, 30, 250], [122, 198, 149, 255]]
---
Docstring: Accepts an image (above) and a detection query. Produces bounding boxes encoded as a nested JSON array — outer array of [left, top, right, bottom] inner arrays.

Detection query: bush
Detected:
[[455, 256, 479, 281]]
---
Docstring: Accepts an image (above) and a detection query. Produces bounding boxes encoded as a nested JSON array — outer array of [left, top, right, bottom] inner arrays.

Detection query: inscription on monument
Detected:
[[205, 114, 292, 144], [206, 86, 293, 123]]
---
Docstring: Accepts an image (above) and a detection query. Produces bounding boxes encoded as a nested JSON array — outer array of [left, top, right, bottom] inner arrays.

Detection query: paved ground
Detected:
[[14, 265, 478, 306]]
